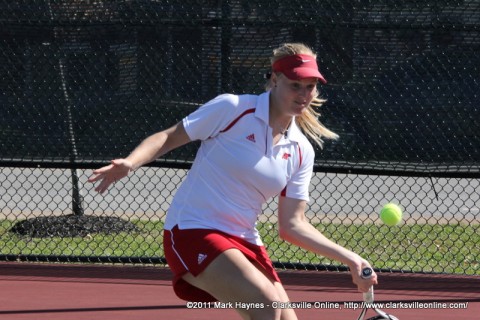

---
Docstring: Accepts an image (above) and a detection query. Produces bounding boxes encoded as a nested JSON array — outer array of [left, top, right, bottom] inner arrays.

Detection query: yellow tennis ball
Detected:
[[380, 203, 402, 226]]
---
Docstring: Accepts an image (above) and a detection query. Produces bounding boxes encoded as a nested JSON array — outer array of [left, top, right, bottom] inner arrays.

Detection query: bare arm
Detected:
[[88, 122, 191, 193], [125, 122, 191, 171], [277, 196, 377, 292]]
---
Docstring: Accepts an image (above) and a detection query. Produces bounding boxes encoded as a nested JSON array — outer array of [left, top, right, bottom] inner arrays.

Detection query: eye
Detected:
[[291, 83, 302, 90]]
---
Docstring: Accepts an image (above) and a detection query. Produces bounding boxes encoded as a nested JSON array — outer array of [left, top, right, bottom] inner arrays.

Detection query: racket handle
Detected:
[[361, 267, 374, 303]]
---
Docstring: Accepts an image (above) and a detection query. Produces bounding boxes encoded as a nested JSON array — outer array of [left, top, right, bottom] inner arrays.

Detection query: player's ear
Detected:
[[271, 72, 279, 87]]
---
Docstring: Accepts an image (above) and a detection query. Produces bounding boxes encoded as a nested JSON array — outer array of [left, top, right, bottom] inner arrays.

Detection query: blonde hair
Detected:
[[266, 43, 339, 147]]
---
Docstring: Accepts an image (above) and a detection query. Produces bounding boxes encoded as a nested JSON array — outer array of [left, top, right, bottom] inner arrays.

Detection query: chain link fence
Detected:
[[0, 1, 479, 275]]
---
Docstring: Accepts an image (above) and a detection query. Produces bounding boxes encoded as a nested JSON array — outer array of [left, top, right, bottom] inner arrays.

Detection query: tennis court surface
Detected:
[[0, 262, 477, 320]]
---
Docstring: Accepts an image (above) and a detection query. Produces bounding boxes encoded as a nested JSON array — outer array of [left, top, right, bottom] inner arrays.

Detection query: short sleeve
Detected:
[[283, 143, 314, 201], [182, 94, 239, 141]]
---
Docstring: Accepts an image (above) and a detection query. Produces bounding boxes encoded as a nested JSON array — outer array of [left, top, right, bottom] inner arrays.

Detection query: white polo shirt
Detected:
[[164, 91, 315, 245]]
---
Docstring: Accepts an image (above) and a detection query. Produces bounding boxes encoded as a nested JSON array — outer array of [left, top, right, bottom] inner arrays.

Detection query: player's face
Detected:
[[273, 75, 318, 116]]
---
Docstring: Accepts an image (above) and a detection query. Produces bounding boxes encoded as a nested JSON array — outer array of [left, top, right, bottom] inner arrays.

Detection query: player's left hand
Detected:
[[349, 258, 378, 292]]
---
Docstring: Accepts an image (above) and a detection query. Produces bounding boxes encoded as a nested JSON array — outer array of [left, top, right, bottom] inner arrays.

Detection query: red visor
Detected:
[[272, 54, 326, 84]]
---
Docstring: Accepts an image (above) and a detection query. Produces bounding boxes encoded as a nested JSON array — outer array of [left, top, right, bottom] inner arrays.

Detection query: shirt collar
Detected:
[[255, 91, 270, 123], [285, 117, 303, 143], [255, 91, 304, 143]]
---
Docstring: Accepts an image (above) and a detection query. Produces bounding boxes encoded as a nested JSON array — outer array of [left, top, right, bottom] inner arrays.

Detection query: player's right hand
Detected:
[[88, 158, 133, 194]]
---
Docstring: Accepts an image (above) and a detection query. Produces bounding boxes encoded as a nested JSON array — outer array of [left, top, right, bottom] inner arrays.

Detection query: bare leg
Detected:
[[182, 248, 297, 320], [273, 282, 297, 320]]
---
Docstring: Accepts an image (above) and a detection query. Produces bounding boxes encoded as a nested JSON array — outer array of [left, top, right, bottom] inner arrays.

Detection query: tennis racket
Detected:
[[356, 267, 399, 320]]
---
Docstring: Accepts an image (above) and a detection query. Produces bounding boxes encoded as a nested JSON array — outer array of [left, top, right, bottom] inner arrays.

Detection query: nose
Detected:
[[298, 86, 309, 99]]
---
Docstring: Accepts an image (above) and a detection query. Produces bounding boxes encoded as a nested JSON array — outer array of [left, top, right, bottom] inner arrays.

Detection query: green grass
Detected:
[[1, 219, 478, 275], [259, 222, 479, 275], [0, 220, 163, 258]]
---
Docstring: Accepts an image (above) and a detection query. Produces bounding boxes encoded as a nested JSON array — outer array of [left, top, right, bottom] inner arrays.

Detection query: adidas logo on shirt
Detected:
[[246, 134, 256, 143], [197, 253, 207, 264]]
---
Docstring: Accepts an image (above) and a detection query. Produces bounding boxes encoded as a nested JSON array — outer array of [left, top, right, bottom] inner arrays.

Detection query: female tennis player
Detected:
[[88, 43, 378, 320]]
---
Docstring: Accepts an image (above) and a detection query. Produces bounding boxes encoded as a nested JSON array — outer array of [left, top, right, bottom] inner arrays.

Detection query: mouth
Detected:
[[290, 104, 307, 116], [294, 101, 308, 109]]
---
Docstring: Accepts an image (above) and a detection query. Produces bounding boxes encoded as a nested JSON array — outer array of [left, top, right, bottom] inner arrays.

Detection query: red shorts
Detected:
[[163, 225, 281, 302]]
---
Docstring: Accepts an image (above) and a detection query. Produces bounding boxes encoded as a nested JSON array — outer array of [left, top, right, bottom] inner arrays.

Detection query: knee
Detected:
[[245, 290, 283, 320], [245, 304, 282, 320]]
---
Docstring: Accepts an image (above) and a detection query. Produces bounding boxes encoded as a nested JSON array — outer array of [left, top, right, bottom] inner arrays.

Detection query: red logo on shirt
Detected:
[[246, 134, 256, 143], [282, 153, 291, 160]]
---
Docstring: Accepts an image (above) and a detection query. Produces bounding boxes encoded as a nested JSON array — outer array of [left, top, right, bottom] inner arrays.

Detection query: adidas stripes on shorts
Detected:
[[163, 225, 281, 302]]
